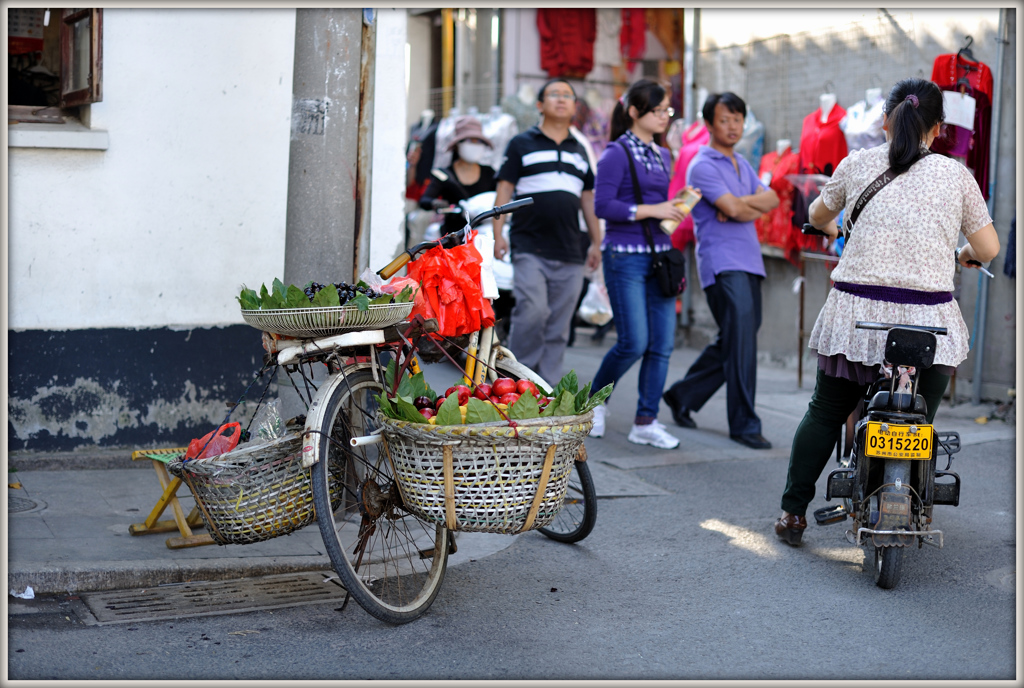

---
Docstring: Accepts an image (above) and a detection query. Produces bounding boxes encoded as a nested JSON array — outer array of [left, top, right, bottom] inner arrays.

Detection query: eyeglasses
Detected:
[[652, 106, 675, 118], [544, 92, 577, 102]]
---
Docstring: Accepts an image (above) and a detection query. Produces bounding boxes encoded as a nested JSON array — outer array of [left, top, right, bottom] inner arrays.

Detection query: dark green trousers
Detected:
[[780, 367, 950, 516]]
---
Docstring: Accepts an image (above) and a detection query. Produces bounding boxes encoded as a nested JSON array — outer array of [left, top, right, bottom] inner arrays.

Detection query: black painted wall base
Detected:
[[8, 326, 269, 453]]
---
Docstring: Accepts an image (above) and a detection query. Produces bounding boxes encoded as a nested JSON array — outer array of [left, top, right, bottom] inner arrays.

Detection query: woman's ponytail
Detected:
[[884, 78, 944, 174]]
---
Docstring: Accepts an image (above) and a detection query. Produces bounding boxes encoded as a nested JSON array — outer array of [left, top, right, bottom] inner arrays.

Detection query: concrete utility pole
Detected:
[[283, 9, 367, 288]]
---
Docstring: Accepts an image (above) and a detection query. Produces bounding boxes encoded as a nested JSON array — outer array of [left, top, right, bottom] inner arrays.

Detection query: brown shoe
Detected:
[[774, 512, 807, 546]]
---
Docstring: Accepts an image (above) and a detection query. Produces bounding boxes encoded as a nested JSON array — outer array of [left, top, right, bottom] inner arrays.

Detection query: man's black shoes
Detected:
[[662, 392, 696, 429], [731, 433, 772, 449]]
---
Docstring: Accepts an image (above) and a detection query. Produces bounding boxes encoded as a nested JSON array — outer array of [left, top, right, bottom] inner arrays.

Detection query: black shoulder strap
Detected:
[[847, 150, 932, 230], [619, 140, 658, 251]]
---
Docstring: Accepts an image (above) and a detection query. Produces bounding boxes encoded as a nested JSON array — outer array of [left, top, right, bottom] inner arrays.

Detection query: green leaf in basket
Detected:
[[395, 395, 427, 424], [369, 293, 393, 306], [237, 287, 261, 310], [403, 371, 436, 403], [394, 285, 416, 303], [349, 293, 371, 311], [581, 383, 614, 413], [435, 394, 462, 425], [311, 284, 340, 307], [260, 283, 286, 310], [543, 390, 577, 418], [552, 370, 579, 399], [509, 392, 540, 420], [272, 277, 287, 303], [285, 284, 311, 309], [573, 381, 592, 414], [375, 392, 400, 420], [466, 397, 502, 424]]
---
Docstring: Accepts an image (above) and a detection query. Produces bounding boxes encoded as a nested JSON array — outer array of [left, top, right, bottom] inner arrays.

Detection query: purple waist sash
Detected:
[[833, 281, 953, 305]]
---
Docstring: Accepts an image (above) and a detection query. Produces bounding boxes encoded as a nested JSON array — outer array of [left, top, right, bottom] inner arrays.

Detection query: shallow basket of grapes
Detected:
[[241, 301, 414, 339], [378, 411, 593, 535]]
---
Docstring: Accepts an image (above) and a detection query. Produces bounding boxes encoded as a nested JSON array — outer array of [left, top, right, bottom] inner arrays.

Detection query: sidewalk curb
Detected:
[[8, 555, 334, 595]]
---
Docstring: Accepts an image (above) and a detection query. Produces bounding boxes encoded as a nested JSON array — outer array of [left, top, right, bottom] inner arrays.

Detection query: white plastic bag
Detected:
[[578, 280, 613, 326]]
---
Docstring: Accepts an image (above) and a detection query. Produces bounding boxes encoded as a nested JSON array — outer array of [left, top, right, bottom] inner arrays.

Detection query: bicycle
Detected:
[[256, 197, 596, 623]]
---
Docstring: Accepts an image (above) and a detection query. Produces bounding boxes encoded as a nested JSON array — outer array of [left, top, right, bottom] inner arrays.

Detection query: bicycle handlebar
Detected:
[[855, 321, 948, 336], [801, 223, 829, 237], [377, 197, 535, 279]]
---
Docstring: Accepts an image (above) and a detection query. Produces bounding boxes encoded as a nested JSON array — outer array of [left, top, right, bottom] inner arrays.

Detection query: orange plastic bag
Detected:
[[407, 232, 495, 337], [185, 422, 242, 461]]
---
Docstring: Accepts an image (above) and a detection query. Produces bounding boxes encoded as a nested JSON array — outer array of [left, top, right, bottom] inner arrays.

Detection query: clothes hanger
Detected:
[[957, 35, 976, 63]]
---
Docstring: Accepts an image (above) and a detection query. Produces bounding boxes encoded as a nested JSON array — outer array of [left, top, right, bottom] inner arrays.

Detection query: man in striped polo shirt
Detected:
[[493, 78, 603, 386]]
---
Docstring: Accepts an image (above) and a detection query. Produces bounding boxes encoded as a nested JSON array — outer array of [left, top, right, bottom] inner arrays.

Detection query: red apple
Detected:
[[444, 386, 458, 398], [414, 396, 433, 410], [516, 379, 540, 398], [473, 383, 492, 400], [489, 395, 502, 405], [499, 392, 520, 406], [455, 385, 471, 405], [435, 396, 447, 410], [419, 408, 435, 420], [492, 378, 517, 397]]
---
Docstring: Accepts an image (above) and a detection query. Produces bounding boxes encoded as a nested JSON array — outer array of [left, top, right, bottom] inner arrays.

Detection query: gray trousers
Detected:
[[507, 253, 585, 387]]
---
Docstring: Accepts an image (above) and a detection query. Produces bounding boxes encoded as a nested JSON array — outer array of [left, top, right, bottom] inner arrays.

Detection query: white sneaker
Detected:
[[589, 404, 606, 438], [628, 419, 680, 449]]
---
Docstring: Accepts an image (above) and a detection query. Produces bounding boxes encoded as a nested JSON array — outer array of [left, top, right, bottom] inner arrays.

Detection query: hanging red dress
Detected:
[[930, 53, 993, 200], [537, 9, 596, 78], [798, 105, 848, 176]]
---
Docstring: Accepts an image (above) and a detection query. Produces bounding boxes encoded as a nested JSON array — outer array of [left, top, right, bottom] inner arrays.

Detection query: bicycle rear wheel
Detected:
[[309, 367, 449, 624], [492, 356, 598, 543]]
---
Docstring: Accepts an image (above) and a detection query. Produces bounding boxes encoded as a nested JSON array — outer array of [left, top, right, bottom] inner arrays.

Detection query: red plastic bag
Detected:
[[407, 232, 495, 337], [185, 422, 242, 461]]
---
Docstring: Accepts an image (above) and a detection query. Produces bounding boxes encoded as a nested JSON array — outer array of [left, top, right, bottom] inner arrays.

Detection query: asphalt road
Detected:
[[8, 437, 1015, 681]]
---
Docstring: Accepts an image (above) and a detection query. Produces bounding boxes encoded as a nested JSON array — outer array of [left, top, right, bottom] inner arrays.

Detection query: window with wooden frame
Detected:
[[8, 8, 103, 124]]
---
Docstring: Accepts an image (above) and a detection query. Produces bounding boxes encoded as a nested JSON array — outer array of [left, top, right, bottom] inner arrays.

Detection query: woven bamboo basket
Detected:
[[379, 411, 593, 534], [168, 432, 341, 545]]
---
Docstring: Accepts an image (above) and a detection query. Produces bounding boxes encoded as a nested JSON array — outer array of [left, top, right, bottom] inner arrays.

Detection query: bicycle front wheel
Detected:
[[309, 368, 449, 624], [492, 356, 598, 543]]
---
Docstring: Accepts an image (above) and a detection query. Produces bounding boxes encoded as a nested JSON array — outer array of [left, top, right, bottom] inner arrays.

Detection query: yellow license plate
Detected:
[[864, 422, 934, 460]]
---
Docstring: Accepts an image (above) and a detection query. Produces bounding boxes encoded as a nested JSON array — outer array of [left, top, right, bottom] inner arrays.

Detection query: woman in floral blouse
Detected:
[[775, 77, 1000, 546]]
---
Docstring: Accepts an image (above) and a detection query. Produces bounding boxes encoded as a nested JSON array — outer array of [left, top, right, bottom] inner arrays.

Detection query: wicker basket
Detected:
[[168, 432, 341, 545], [379, 411, 593, 535], [240, 301, 414, 339]]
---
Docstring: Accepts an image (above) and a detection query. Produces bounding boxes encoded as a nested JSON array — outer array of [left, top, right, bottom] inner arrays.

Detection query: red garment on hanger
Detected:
[[799, 105, 848, 176], [754, 147, 803, 262], [931, 53, 993, 100], [620, 8, 646, 65], [668, 121, 710, 252], [537, 9, 596, 78]]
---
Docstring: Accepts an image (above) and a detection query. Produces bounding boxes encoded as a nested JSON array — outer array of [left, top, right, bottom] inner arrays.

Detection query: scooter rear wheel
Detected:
[[873, 545, 904, 589]]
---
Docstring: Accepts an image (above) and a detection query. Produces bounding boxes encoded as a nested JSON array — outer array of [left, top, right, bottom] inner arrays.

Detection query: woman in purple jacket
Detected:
[[588, 79, 694, 449]]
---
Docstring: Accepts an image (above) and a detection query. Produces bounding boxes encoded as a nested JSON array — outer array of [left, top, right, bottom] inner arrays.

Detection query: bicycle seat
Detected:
[[866, 390, 928, 415], [884, 327, 937, 370]]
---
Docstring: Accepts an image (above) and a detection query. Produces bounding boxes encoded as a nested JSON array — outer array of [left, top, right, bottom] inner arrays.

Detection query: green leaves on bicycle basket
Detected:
[[509, 392, 540, 420], [394, 285, 416, 303], [285, 284, 311, 309], [311, 284, 340, 307], [260, 283, 286, 310], [580, 383, 614, 413], [237, 287, 261, 310], [375, 392, 399, 420], [574, 381, 592, 413], [552, 370, 579, 399], [436, 394, 463, 425], [348, 293, 371, 311], [369, 293, 393, 306], [466, 398, 502, 424], [541, 390, 577, 418], [394, 395, 426, 424], [272, 278, 287, 304], [384, 360, 436, 402]]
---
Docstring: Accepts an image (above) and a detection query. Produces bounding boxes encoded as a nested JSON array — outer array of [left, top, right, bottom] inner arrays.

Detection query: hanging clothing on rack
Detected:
[[645, 8, 683, 61], [481, 106, 518, 170], [930, 52, 993, 200], [537, 9, 596, 78], [572, 97, 611, 160], [620, 8, 646, 67], [798, 104, 848, 176], [593, 8, 622, 68], [754, 146, 800, 260], [840, 98, 886, 152]]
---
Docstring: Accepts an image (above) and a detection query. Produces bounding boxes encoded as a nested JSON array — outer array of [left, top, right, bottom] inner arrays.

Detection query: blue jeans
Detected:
[[592, 249, 677, 420]]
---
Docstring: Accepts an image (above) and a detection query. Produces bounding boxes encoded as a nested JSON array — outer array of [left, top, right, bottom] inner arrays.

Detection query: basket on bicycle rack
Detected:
[[378, 411, 593, 535], [168, 432, 343, 545], [240, 302, 414, 339]]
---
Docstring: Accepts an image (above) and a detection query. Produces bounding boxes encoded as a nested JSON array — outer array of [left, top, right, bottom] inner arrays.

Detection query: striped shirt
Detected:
[[496, 126, 595, 263]]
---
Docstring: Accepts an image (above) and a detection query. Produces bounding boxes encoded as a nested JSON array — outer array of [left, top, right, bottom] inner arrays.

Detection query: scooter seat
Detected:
[[867, 391, 927, 415]]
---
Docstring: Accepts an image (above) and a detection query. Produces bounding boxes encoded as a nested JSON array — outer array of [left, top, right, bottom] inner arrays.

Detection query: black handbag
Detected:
[[619, 141, 687, 297]]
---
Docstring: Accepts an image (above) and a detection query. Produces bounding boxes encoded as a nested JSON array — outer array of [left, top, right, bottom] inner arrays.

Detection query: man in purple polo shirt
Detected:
[[662, 92, 779, 449]]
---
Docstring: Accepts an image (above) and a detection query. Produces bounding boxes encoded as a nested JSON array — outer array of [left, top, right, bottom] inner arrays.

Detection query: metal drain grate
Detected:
[[9, 496, 38, 513], [72, 572, 347, 625]]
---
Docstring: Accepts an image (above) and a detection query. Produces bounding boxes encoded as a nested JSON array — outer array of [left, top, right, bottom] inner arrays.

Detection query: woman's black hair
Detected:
[[610, 79, 668, 144], [701, 92, 746, 123], [884, 77, 944, 174]]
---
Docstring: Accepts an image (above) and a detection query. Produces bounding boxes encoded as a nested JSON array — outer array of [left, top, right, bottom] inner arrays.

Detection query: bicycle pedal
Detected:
[[813, 504, 848, 526]]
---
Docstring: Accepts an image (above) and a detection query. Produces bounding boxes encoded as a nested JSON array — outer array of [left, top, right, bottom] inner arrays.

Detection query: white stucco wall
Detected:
[[8, 8, 297, 330], [368, 8, 408, 276]]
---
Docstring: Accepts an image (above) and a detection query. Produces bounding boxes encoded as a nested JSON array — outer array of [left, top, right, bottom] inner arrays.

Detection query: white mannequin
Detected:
[[489, 104, 503, 118], [865, 88, 883, 107], [776, 138, 791, 155], [467, 105, 479, 116], [448, 106, 461, 118], [584, 87, 602, 110], [419, 109, 435, 131], [819, 93, 837, 123], [517, 83, 536, 106]]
